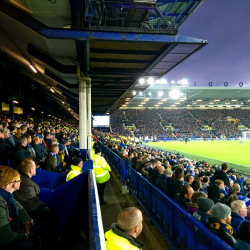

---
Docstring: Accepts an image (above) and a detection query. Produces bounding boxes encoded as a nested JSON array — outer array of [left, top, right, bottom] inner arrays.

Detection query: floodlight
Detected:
[[181, 79, 188, 85], [160, 79, 166, 84], [148, 77, 154, 84], [209, 103, 214, 104], [178, 81, 181, 83], [155, 105, 159, 106], [139, 78, 145, 84], [180, 93, 184, 96], [29, 65, 37, 73], [139, 105, 143, 106], [139, 92, 142, 96], [50, 88, 55, 93], [158, 102, 163, 104], [197, 99, 202, 102], [171, 105, 176, 106], [169, 89, 180, 99], [133, 91, 136, 95], [156, 80, 159, 83], [13, 101, 18, 104], [148, 92, 151, 96], [158, 91, 163, 96], [232, 99, 237, 101], [215, 99, 220, 101], [171, 80, 175, 83], [175, 102, 180, 104]]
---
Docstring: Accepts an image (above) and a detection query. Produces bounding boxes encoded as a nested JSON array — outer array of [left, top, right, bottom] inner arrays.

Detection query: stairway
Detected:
[[156, 111, 164, 129]]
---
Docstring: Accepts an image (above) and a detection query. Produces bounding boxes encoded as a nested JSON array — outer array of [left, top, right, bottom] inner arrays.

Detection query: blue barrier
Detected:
[[98, 141, 233, 250], [37, 169, 105, 249]]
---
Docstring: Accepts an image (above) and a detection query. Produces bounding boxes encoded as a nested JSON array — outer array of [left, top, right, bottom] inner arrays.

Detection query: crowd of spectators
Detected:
[[111, 108, 250, 139], [99, 132, 250, 249], [0, 112, 81, 249]]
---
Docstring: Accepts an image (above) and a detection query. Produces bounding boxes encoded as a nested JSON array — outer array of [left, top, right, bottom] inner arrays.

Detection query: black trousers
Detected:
[[98, 182, 106, 202]]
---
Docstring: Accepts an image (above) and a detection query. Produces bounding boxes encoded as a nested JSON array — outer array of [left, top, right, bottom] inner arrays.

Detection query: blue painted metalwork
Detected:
[[98, 141, 234, 250]]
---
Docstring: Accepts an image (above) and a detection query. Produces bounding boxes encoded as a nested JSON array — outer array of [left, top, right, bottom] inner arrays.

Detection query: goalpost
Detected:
[[242, 131, 250, 140]]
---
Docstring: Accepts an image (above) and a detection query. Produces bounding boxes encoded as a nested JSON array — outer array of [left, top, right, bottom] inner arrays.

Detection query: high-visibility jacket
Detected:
[[91, 141, 95, 155], [66, 165, 81, 181], [105, 230, 141, 250], [92, 154, 111, 184]]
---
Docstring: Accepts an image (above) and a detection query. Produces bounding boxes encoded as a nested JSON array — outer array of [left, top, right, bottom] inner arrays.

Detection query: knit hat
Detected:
[[36, 134, 42, 139], [72, 157, 83, 166], [198, 198, 214, 213], [238, 221, 250, 243], [238, 179, 243, 184], [58, 143, 65, 152], [95, 147, 101, 154], [210, 203, 231, 220]]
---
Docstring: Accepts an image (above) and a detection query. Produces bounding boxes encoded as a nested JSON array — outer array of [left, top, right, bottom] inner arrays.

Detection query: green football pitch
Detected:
[[144, 140, 250, 175]]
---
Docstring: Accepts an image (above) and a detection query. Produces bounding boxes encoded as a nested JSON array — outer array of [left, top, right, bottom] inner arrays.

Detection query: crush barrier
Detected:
[[98, 141, 233, 250]]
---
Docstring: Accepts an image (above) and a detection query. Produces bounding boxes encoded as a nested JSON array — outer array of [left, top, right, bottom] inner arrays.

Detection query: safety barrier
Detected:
[[98, 141, 233, 250]]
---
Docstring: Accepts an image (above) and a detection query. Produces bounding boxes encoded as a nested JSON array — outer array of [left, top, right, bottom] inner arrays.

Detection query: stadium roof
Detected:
[[0, 0, 206, 117], [124, 86, 250, 108]]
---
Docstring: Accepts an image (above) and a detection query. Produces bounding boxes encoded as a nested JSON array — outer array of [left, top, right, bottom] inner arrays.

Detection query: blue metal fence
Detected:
[[98, 141, 233, 250]]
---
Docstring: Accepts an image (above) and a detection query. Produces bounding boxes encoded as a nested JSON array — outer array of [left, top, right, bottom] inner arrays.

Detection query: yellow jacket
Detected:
[[66, 165, 81, 181], [92, 154, 111, 184]]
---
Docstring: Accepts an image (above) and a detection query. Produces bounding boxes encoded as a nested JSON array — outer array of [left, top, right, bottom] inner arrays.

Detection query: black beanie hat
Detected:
[[72, 157, 82, 166], [95, 147, 101, 154], [238, 221, 250, 243]]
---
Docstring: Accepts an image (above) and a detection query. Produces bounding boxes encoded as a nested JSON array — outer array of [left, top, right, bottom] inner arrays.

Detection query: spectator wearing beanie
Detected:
[[207, 184, 221, 204], [66, 158, 83, 181], [193, 197, 214, 226], [233, 221, 250, 250], [187, 191, 207, 215], [208, 203, 236, 247]]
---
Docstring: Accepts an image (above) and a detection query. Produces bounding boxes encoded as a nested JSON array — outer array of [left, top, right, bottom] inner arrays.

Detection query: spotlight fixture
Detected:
[[232, 99, 237, 101], [31, 108, 35, 110], [155, 80, 159, 83], [13, 100, 18, 104], [133, 91, 136, 95], [181, 79, 188, 85], [122, 104, 127, 106], [169, 89, 180, 99], [160, 79, 166, 85], [158, 91, 163, 97], [214, 99, 220, 101], [139, 78, 145, 84], [155, 105, 159, 106], [29, 65, 37, 73], [50, 88, 55, 93], [62, 101, 65, 104], [148, 77, 154, 84], [148, 92, 151, 96]]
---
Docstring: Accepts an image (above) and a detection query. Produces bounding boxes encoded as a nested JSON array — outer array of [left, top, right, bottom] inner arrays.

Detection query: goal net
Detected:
[[242, 131, 250, 140]]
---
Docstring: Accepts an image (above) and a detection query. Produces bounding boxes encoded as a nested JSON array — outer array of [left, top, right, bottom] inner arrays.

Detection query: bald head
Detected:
[[157, 165, 164, 174], [118, 207, 143, 238]]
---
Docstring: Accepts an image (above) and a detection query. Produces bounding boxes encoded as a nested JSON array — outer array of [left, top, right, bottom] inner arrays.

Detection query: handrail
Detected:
[[98, 141, 234, 250]]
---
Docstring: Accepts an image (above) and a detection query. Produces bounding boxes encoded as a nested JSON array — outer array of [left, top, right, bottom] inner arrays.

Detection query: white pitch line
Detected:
[[146, 144, 250, 169]]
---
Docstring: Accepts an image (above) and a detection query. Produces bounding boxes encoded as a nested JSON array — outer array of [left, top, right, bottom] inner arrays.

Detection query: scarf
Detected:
[[210, 222, 234, 235], [0, 188, 19, 232], [49, 152, 63, 173]]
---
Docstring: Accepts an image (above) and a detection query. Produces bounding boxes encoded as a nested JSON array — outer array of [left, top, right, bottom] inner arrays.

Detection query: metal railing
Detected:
[[98, 141, 233, 250], [84, 0, 178, 35]]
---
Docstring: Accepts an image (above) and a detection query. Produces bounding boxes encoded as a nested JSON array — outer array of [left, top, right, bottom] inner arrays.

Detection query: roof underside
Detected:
[[0, 0, 207, 117]]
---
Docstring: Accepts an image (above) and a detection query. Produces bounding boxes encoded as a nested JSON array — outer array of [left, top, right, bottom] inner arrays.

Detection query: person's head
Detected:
[[210, 203, 232, 224], [233, 183, 241, 193], [157, 165, 164, 174], [151, 159, 158, 167], [191, 191, 207, 204], [50, 144, 59, 154], [128, 152, 134, 159], [175, 167, 184, 180], [19, 136, 27, 147], [95, 147, 101, 155], [0, 166, 21, 193], [221, 163, 228, 172], [180, 184, 194, 200], [207, 184, 221, 203], [23, 133, 32, 143], [203, 176, 209, 184], [192, 179, 201, 192], [215, 179, 224, 188], [238, 221, 250, 244], [186, 175, 194, 184], [72, 158, 83, 169], [197, 197, 214, 214], [20, 125, 27, 133], [58, 143, 65, 153], [231, 200, 248, 218], [227, 194, 239, 206], [164, 169, 172, 177], [19, 158, 36, 178], [229, 179, 234, 187], [45, 132, 50, 139], [118, 207, 143, 238], [228, 187, 236, 195], [3, 128, 10, 138]]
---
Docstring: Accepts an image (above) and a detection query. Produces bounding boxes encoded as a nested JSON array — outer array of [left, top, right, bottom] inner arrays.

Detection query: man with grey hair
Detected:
[[10, 136, 30, 170], [156, 169, 172, 191], [231, 200, 250, 234], [105, 207, 146, 249]]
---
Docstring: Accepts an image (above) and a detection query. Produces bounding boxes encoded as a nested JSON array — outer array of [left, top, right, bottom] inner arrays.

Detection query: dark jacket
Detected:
[[212, 170, 230, 187], [164, 178, 183, 199], [44, 154, 60, 173], [231, 212, 248, 235], [174, 193, 190, 210], [0, 138, 9, 165], [193, 210, 211, 226], [150, 168, 162, 185], [156, 175, 168, 191], [10, 144, 30, 170], [233, 239, 250, 250], [14, 173, 47, 216], [208, 217, 236, 247], [0, 195, 30, 245], [31, 142, 43, 160]]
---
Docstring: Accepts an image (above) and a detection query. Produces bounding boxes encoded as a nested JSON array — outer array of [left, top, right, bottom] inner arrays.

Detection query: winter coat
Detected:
[[155, 175, 168, 191], [187, 202, 198, 215], [193, 210, 211, 227], [212, 170, 230, 187], [164, 178, 183, 199], [10, 144, 30, 170], [233, 239, 250, 250], [0, 138, 9, 165], [174, 193, 190, 210]]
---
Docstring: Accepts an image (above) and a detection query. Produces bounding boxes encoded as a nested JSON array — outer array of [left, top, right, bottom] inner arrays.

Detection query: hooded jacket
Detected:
[[193, 210, 211, 226], [174, 193, 190, 210], [164, 178, 183, 199], [105, 223, 146, 250], [10, 144, 30, 170], [212, 170, 230, 187], [208, 217, 236, 247]]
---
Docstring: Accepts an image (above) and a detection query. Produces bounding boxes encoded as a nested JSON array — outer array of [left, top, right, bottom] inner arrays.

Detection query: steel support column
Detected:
[[9, 100, 14, 120], [87, 81, 92, 159]]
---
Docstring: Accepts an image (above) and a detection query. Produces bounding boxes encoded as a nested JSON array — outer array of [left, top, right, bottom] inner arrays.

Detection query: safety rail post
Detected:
[[136, 171, 139, 205], [170, 203, 175, 249], [123, 161, 126, 185], [149, 184, 153, 225]]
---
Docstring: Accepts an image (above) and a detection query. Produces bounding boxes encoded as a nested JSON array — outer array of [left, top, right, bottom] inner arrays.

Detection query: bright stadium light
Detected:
[[193, 102, 197, 104], [181, 79, 188, 85], [215, 99, 220, 102], [133, 91, 136, 95], [158, 102, 163, 104], [232, 99, 237, 101], [156, 80, 159, 83], [139, 105, 143, 106], [171, 80, 175, 83], [171, 105, 176, 106], [175, 102, 180, 104], [160, 79, 166, 85], [158, 91, 163, 96], [139, 78, 145, 84], [178, 81, 181, 83], [197, 99, 202, 102], [218, 105, 223, 107], [29, 65, 37, 73], [169, 89, 180, 99], [148, 77, 154, 84], [155, 105, 159, 106], [209, 102, 214, 104], [148, 92, 151, 96], [139, 92, 142, 96]]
